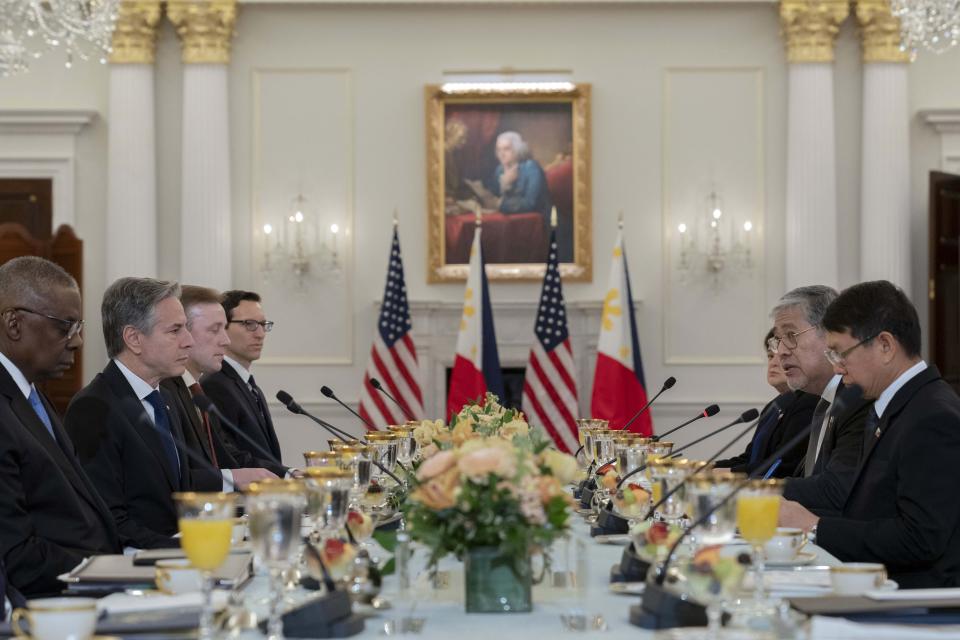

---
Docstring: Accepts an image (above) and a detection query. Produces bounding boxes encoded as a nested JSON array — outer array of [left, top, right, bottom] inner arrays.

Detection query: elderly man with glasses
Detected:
[[201, 290, 285, 466], [0, 257, 120, 595], [766, 286, 873, 515]]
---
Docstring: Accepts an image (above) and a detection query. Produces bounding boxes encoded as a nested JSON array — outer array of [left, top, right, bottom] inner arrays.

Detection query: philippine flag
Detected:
[[590, 231, 653, 435], [447, 226, 504, 420]]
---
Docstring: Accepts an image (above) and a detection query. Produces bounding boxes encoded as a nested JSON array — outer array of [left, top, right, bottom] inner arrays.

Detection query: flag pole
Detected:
[[550, 205, 558, 229], [393, 207, 399, 228], [618, 210, 624, 231]]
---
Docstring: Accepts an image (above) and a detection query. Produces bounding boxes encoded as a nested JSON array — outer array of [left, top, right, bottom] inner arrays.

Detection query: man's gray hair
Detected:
[[497, 131, 531, 161], [101, 277, 181, 358], [0, 256, 77, 308], [771, 285, 839, 331]]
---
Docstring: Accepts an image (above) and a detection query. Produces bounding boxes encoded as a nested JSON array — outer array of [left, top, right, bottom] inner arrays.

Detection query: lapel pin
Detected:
[[874, 427, 881, 439]]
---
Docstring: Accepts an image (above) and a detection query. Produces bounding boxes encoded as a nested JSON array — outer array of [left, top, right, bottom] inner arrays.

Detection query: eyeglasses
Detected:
[[824, 334, 877, 367], [766, 325, 816, 353], [229, 319, 275, 333], [11, 307, 84, 340]]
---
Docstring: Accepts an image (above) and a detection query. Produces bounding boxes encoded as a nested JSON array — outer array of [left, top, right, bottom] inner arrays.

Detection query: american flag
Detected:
[[359, 226, 424, 428], [522, 228, 579, 452]]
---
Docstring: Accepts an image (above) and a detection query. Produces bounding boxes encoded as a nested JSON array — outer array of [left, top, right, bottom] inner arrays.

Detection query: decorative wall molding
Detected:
[[0, 109, 96, 136], [921, 109, 960, 174]]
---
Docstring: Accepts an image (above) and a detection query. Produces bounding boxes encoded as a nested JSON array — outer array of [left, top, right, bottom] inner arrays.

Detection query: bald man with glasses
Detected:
[[0, 257, 120, 596]]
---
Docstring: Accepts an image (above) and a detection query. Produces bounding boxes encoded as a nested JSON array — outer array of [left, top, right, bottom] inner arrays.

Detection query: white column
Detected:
[[105, 1, 161, 282], [860, 64, 910, 287], [180, 65, 232, 289], [785, 64, 839, 290]]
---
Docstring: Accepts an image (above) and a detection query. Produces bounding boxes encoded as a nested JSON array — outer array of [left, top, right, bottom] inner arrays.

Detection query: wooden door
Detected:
[[0, 179, 53, 239], [928, 171, 960, 394]]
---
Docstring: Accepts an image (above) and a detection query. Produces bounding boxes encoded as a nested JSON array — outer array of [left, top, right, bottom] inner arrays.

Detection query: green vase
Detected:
[[463, 547, 532, 613]]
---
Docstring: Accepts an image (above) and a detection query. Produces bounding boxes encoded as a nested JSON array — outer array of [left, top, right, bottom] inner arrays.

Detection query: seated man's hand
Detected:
[[778, 498, 819, 531], [231, 467, 279, 490]]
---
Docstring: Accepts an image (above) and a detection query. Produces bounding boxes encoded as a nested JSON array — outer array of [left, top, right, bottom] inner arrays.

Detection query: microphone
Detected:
[[619, 376, 677, 431], [193, 395, 286, 467], [655, 391, 854, 586], [369, 378, 416, 422], [275, 393, 405, 486], [321, 385, 376, 430], [652, 404, 720, 442]]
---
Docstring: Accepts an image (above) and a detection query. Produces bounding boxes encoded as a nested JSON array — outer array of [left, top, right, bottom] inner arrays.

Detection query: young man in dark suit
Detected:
[[64, 278, 200, 549], [0, 257, 121, 596], [780, 280, 960, 588], [161, 285, 282, 486], [201, 290, 284, 465]]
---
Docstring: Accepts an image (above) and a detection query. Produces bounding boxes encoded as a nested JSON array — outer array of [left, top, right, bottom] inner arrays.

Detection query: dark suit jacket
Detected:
[[783, 383, 873, 514], [64, 361, 195, 549], [715, 391, 819, 478], [0, 364, 120, 596], [201, 364, 284, 466], [818, 365, 960, 589], [0, 557, 26, 618], [161, 376, 285, 479]]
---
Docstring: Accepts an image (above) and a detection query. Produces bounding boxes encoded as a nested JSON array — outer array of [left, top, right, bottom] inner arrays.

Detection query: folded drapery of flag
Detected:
[[590, 231, 653, 435], [447, 225, 504, 420], [522, 227, 579, 453], [359, 225, 424, 429]]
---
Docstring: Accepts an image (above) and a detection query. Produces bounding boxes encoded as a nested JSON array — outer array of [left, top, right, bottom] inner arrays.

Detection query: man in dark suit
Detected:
[[0, 257, 120, 596], [162, 285, 282, 485], [201, 290, 284, 465], [781, 281, 960, 588], [65, 278, 200, 549], [1, 558, 26, 621], [717, 329, 819, 477]]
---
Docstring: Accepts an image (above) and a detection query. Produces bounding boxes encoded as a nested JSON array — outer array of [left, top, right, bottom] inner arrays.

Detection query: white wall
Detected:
[[1, 2, 955, 464]]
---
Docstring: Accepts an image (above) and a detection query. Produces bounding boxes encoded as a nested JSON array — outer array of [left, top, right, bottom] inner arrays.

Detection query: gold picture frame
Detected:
[[426, 83, 592, 282]]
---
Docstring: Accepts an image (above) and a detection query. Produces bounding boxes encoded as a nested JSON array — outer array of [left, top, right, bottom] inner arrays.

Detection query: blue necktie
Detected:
[[28, 387, 55, 441], [748, 407, 782, 466], [145, 390, 181, 482]]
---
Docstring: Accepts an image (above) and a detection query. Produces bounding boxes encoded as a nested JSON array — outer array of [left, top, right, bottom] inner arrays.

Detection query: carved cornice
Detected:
[[855, 0, 911, 62], [780, 0, 849, 62], [166, 0, 237, 64], [109, 0, 162, 64]]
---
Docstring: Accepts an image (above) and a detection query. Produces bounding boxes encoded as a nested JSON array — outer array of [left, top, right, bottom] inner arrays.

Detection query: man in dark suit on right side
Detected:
[[780, 280, 960, 588], [201, 290, 284, 466]]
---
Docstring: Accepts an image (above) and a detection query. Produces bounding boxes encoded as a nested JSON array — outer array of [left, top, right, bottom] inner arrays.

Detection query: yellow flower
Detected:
[[499, 417, 530, 440], [540, 449, 579, 485]]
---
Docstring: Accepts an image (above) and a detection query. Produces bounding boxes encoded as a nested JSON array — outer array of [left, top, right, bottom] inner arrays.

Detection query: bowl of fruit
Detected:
[[612, 482, 651, 519]]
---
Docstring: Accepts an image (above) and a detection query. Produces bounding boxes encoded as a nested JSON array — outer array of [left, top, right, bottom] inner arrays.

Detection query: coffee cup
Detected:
[[11, 597, 98, 640], [763, 527, 807, 563], [830, 562, 887, 594], [155, 558, 203, 595]]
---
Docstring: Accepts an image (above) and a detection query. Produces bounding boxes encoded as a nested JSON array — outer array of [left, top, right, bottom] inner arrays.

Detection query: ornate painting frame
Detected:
[[426, 83, 592, 282]]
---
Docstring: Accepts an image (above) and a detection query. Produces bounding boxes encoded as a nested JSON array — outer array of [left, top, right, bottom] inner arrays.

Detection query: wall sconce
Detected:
[[260, 193, 341, 289], [675, 190, 754, 286]]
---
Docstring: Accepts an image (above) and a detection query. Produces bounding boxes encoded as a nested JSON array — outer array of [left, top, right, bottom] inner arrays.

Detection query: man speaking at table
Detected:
[[780, 281, 960, 588]]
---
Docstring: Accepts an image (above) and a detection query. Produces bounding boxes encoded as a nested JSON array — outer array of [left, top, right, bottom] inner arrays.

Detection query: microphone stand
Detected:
[[370, 378, 416, 422]]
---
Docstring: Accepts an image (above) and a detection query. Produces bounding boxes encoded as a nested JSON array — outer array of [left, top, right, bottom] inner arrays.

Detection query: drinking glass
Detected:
[[648, 458, 711, 523], [387, 425, 418, 465], [736, 479, 784, 606], [331, 444, 373, 508], [365, 432, 399, 484], [246, 480, 307, 640], [303, 449, 347, 468], [685, 473, 745, 545], [302, 467, 353, 540], [575, 419, 608, 467], [174, 492, 236, 640], [615, 435, 651, 477]]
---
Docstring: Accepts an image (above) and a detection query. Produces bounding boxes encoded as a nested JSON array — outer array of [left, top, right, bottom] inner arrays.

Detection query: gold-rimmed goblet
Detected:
[[365, 431, 399, 484], [174, 492, 236, 640], [648, 458, 712, 524], [303, 449, 349, 468], [302, 467, 353, 541], [246, 479, 307, 640], [386, 425, 418, 466]]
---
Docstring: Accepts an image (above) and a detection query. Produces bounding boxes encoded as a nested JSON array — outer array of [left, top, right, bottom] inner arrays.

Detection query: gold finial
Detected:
[[166, 0, 237, 64], [618, 211, 624, 231], [393, 207, 399, 228], [779, 0, 849, 63], [109, 1, 162, 64], [474, 201, 483, 227], [550, 206, 558, 229], [856, 0, 912, 63]]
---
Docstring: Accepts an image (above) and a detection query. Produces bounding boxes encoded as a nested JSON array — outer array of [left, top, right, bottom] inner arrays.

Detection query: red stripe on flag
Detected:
[[546, 345, 578, 399], [591, 353, 652, 435], [528, 354, 577, 431], [447, 354, 486, 421], [522, 378, 572, 453], [400, 335, 424, 405], [371, 349, 410, 423], [362, 372, 397, 429]]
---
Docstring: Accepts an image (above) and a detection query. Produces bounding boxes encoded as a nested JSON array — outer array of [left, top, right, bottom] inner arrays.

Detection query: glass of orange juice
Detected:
[[174, 492, 235, 640], [735, 479, 784, 604]]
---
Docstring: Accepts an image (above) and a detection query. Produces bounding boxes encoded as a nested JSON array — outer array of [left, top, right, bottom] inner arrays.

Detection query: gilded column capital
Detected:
[[109, 0, 162, 64], [166, 0, 237, 64], [856, 0, 911, 62], [780, 0, 850, 63]]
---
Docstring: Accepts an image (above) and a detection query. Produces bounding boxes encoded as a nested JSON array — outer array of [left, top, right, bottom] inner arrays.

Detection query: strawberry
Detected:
[[323, 538, 346, 561], [645, 521, 669, 545], [347, 511, 364, 526]]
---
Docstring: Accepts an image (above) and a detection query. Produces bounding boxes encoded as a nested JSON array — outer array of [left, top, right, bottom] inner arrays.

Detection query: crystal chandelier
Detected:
[[0, 0, 120, 78], [891, 0, 960, 56]]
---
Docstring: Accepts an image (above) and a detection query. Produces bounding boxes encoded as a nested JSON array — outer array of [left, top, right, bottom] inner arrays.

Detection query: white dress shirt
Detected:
[[874, 360, 928, 419]]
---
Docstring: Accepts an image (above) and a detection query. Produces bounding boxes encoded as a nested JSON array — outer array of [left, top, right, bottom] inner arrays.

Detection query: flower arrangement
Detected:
[[402, 394, 577, 569]]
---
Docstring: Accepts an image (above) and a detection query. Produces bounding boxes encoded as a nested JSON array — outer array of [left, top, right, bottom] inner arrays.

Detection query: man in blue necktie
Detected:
[[0, 257, 120, 596], [65, 278, 198, 549]]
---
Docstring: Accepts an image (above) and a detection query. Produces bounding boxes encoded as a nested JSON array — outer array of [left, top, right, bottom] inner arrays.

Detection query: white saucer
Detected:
[[608, 581, 646, 596], [593, 533, 631, 545], [764, 551, 817, 567]]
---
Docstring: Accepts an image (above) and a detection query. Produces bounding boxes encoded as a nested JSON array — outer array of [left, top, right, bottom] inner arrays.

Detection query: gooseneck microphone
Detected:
[[619, 376, 677, 431], [652, 404, 720, 442], [276, 391, 357, 443], [320, 385, 376, 430], [369, 378, 416, 422], [193, 395, 286, 467]]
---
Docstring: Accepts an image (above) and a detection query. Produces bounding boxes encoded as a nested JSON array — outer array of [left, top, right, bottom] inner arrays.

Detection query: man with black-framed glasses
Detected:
[[201, 290, 284, 464], [0, 257, 120, 596]]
